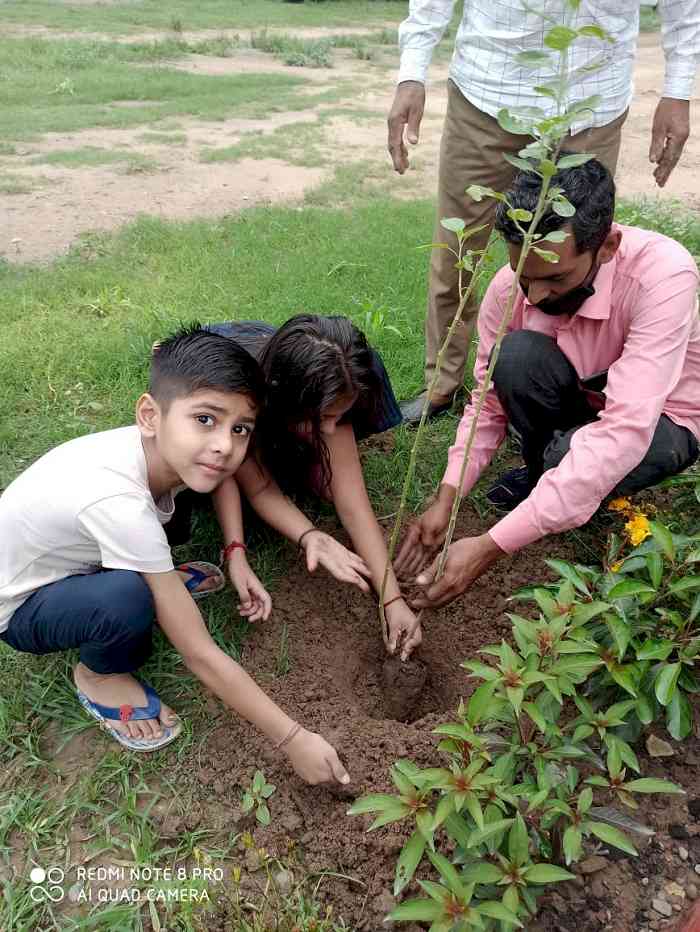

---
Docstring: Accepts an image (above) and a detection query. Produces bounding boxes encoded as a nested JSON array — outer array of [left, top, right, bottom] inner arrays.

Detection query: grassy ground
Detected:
[[0, 0, 403, 33]]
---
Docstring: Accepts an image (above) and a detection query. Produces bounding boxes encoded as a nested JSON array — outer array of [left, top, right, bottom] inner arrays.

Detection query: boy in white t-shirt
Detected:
[[0, 326, 353, 787]]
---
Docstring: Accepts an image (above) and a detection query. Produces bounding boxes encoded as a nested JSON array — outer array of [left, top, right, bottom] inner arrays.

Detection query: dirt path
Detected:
[[2, 32, 698, 264]]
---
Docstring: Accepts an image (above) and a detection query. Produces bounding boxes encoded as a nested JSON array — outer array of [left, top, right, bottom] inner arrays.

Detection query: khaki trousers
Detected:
[[424, 81, 628, 400]]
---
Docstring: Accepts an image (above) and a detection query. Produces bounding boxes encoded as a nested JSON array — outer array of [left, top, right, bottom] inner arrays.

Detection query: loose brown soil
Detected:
[[109, 505, 696, 932]]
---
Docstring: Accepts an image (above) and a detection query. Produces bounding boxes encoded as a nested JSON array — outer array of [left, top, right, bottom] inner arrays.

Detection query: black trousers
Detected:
[[491, 330, 699, 494]]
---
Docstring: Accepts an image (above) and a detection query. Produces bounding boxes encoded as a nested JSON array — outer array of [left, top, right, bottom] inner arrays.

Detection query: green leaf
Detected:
[[523, 702, 548, 734], [347, 794, 402, 815], [508, 814, 530, 867], [497, 109, 531, 135], [540, 230, 569, 244], [466, 184, 504, 203], [545, 558, 591, 595], [607, 580, 656, 600], [646, 552, 663, 588], [655, 662, 681, 707], [524, 863, 575, 883], [461, 660, 499, 681], [503, 153, 535, 172], [636, 639, 675, 661], [461, 862, 504, 885], [572, 601, 611, 625], [388, 898, 443, 922], [440, 217, 466, 234], [516, 50, 552, 65], [476, 901, 523, 927], [556, 153, 594, 170], [394, 830, 427, 896], [606, 614, 631, 662], [416, 808, 436, 844], [467, 680, 498, 726], [427, 850, 466, 899], [544, 25, 579, 50], [256, 803, 270, 826], [669, 575, 700, 595], [577, 787, 593, 814], [563, 825, 582, 865], [623, 778, 684, 795], [650, 521, 675, 561], [551, 198, 576, 218], [468, 818, 514, 849], [588, 821, 637, 856], [391, 764, 417, 796], [636, 692, 655, 725], [241, 793, 254, 812], [532, 247, 560, 263], [578, 23, 609, 40], [508, 207, 533, 223], [252, 771, 265, 794], [666, 690, 693, 741]]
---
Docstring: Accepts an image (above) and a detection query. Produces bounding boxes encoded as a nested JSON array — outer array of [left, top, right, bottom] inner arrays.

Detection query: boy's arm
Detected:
[[236, 458, 371, 592], [143, 570, 350, 786], [211, 477, 271, 622]]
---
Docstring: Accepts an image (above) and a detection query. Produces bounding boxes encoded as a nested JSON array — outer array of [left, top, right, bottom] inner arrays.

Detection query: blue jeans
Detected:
[[0, 570, 154, 674]]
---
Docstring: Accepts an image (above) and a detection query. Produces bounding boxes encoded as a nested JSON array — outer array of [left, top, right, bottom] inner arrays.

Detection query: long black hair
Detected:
[[254, 314, 382, 496]]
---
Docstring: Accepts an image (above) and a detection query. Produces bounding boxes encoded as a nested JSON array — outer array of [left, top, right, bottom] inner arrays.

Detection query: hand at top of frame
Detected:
[[410, 533, 506, 611], [649, 97, 690, 188], [394, 484, 456, 582], [387, 80, 426, 174], [301, 530, 371, 594]]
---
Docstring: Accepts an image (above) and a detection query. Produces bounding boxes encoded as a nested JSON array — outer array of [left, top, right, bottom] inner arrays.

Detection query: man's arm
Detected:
[[650, 0, 700, 185], [388, 0, 458, 172], [143, 571, 350, 786]]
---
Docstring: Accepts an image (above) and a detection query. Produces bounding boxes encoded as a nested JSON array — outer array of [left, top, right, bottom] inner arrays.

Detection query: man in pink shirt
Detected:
[[395, 158, 700, 608]]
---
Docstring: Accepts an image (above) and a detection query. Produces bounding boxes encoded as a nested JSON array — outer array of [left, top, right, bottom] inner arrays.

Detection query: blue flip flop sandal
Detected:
[[176, 561, 226, 601], [76, 679, 182, 752]]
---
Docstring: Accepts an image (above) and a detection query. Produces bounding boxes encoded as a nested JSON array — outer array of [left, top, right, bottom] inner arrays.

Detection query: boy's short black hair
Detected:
[[495, 154, 615, 255], [150, 324, 265, 410]]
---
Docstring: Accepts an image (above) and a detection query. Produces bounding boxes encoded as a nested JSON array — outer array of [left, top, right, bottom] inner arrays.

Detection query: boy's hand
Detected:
[[412, 534, 505, 610], [302, 531, 371, 593], [384, 599, 422, 661], [284, 727, 350, 786], [395, 485, 456, 580], [227, 554, 272, 622]]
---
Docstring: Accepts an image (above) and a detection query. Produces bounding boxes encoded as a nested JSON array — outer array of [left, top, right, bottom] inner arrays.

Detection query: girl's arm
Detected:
[[211, 477, 271, 621], [236, 457, 371, 593], [326, 425, 422, 659]]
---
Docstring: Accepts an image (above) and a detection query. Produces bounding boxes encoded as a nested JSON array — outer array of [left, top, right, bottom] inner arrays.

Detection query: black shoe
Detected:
[[486, 466, 534, 512], [399, 391, 454, 428]]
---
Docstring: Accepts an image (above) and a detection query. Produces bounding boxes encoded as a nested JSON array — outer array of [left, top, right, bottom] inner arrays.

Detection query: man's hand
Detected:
[[384, 598, 423, 661], [387, 80, 426, 174], [227, 553, 272, 622], [284, 728, 350, 786], [302, 530, 371, 593], [395, 485, 456, 580], [411, 533, 505, 610], [649, 98, 690, 187]]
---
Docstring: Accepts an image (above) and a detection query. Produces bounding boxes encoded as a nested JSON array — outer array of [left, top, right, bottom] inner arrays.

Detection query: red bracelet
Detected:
[[221, 540, 247, 563], [383, 595, 404, 610]]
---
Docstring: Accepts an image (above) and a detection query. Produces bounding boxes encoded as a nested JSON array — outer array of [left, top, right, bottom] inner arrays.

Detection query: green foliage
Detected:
[[351, 535, 686, 928], [241, 769, 276, 826]]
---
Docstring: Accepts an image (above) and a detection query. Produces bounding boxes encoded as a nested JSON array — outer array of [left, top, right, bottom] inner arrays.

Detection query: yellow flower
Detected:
[[610, 560, 624, 572], [624, 513, 651, 547], [609, 497, 632, 513]]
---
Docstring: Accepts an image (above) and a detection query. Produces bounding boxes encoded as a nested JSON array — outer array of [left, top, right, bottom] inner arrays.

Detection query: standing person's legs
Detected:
[[1, 570, 180, 747]]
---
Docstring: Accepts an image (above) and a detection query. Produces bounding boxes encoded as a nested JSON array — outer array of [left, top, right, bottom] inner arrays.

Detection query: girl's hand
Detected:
[[284, 728, 351, 786], [227, 554, 272, 622], [302, 531, 371, 593], [384, 599, 423, 661]]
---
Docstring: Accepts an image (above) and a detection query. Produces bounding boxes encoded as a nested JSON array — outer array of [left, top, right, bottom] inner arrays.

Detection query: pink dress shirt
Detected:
[[443, 224, 700, 554]]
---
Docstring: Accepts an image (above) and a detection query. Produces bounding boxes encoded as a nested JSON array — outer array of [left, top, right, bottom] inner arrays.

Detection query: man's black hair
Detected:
[[150, 324, 265, 409], [495, 155, 615, 255]]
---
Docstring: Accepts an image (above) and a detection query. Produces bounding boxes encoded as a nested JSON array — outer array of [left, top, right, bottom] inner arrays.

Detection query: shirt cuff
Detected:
[[488, 504, 543, 555], [663, 61, 696, 99], [398, 47, 431, 85]]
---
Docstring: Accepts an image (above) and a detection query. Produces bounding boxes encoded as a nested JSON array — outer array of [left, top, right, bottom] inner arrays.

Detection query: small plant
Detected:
[[242, 770, 276, 826], [353, 298, 402, 340], [170, 16, 184, 34]]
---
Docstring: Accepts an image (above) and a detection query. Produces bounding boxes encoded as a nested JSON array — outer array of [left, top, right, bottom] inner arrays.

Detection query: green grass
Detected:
[[138, 130, 188, 145], [200, 120, 326, 167], [2, 195, 699, 929], [0, 0, 403, 34], [0, 37, 328, 142], [0, 173, 35, 194], [32, 146, 139, 168]]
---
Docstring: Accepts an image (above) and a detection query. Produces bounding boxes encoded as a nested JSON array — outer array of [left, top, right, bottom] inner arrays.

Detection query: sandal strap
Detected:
[[88, 682, 161, 722], [179, 563, 209, 593]]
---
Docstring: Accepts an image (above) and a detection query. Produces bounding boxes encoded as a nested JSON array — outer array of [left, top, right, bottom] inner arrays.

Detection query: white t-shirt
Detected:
[[0, 426, 176, 633]]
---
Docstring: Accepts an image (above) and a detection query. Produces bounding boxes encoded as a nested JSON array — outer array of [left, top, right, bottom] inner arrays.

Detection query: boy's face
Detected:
[[141, 389, 257, 493]]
